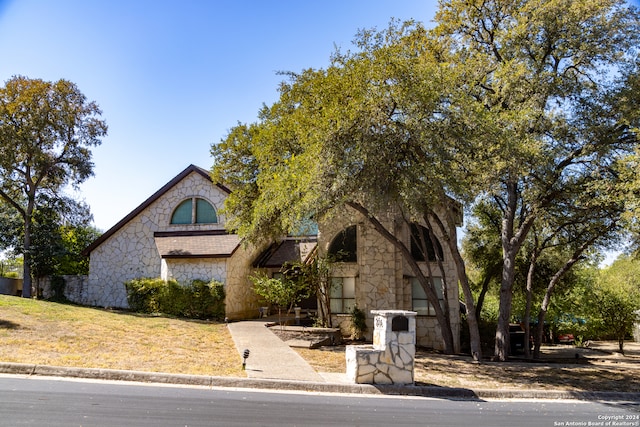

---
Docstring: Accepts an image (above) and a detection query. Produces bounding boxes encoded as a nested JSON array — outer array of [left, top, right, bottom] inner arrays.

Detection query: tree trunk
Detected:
[[524, 249, 538, 359], [427, 210, 482, 362], [495, 181, 535, 361], [495, 246, 517, 361], [21, 199, 35, 299]]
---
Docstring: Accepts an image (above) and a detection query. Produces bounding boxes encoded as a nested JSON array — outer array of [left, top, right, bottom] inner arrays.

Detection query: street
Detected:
[[0, 375, 638, 426]]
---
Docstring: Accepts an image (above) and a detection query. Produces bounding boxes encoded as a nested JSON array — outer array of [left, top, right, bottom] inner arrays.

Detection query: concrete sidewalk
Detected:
[[226, 320, 326, 382]]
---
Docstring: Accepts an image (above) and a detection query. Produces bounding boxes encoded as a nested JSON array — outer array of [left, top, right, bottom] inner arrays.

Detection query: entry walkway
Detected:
[[227, 320, 325, 382]]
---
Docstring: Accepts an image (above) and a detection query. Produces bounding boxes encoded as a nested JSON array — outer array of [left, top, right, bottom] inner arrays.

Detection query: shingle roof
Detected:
[[154, 231, 241, 258]]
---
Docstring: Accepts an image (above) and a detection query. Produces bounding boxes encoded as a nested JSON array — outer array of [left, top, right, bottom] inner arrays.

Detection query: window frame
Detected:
[[170, 197, 218, 225], [330, 276, 356, 314], [411, 277, 444, 316]]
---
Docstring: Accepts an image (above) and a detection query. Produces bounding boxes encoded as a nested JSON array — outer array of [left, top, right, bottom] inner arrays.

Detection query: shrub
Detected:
[[157, 279, 189, 317], [49, 275, 67, 302], [349, 305, 367, 340], [124, 278, 225, 320], [185, 279, 225, 320], [124, 278, 166, 313]]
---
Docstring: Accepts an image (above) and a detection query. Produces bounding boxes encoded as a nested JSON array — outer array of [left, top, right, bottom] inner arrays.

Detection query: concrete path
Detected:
[[227, 320, 325, 382]]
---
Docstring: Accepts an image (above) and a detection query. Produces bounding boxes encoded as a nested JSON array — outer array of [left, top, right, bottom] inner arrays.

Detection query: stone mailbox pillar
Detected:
[[346, 310, 417, 385]]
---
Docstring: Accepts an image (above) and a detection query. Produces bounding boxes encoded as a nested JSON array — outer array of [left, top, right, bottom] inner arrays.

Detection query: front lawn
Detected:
[[0, 296, 243, 377]]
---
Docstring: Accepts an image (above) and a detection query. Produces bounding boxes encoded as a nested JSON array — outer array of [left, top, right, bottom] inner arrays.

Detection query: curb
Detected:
[[0, 362, 638, 402]]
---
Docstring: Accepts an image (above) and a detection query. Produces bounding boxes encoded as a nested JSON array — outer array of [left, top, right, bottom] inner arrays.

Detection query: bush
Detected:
[[49, 275, 67, 302], [183, 279, 225, 319], [124, 278, 166, 313], [124, 278, 225, 320], [349, 305, 367, 340]]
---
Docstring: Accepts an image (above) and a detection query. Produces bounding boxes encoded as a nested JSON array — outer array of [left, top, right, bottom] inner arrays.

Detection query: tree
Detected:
[[462, 201, 506, 319], [250, 272, 309, 325], [212, 21, 481, 357], [583, 256, 640, 354], [527, 174, 627, 358], [0, 76, 107, 297], [433, 0, 640, 360]]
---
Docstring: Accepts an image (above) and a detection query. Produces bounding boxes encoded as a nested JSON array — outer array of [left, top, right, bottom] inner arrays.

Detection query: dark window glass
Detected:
[[410, 224, 444, 261], [328, 225, 357, 262]]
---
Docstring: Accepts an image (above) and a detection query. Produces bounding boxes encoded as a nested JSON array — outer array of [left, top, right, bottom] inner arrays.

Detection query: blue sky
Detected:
[[0, 0, 437, 231], [1, 0, 638, 237]]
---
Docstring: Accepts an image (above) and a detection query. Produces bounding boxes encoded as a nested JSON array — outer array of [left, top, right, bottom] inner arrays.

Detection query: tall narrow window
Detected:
[[328, 225, 357, 262], [330, 277, 356, 314], [410, 224, 443, 261], [412, 277, 443, 316], [171, 198, 218, 224]]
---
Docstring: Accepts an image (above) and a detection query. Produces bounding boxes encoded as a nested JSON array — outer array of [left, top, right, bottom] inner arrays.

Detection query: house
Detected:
[[316, 205, 461, 351], [84, 165, 461, 351], [83, 165, 266, 319]]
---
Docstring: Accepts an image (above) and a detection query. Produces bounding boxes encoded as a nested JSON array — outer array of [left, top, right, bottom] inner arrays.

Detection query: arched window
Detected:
[[410, 224, 443, 261], [328, 225, 357, 262], [170, 198, 218, 224]]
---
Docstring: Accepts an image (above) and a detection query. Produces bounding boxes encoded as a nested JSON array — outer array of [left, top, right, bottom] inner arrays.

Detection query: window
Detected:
[[328, 226, 357, 262], [412, 277, 443, 316], [195, 198, 217, 223], [410, 224, 444, 261], [330, 277, 356, 314], [170, 198, 218, 224], [171, 199, 193, 224]]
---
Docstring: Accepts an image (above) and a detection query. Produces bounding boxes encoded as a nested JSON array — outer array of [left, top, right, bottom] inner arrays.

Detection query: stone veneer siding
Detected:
[[161, 258, 227, 284], [224, 241, 268, 320], [346, 310, 417, 385], [87, 171, 229, 308], [320, 206, 460, 352]]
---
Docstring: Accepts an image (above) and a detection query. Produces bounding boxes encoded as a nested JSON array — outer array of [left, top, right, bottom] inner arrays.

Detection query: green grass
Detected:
[[0, 295, 243, 377]]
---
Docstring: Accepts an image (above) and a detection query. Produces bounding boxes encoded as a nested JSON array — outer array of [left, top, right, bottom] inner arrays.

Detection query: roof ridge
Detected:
[[84, 165, 227, 255]]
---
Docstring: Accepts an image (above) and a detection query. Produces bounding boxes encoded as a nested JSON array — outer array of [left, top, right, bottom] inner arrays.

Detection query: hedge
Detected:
[[124, 278, 225, 320]]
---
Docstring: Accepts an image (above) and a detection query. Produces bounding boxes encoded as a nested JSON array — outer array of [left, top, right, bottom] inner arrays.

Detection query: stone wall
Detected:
[[87, 171, 229, 308], [37, 276, 89, 304], [224, 241, 267, 320], [162, 258, 227, 284]]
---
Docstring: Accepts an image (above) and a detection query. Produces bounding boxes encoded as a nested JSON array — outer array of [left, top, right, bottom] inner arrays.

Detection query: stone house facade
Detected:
[[84, 164, 461, 351], [318, 206, 461, 352], [84, 165, 261, 318]]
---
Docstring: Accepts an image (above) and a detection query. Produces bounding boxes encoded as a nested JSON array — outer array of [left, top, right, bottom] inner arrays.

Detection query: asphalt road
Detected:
[[0, 375, 638, 427]]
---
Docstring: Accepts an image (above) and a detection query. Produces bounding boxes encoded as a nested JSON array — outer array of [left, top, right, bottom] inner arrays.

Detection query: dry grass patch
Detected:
[[0, 296, 243, 377], [296, 345, 640, 393]]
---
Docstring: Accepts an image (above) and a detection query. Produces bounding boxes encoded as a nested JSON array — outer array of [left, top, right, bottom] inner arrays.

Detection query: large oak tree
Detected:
[[433, 0, 640, 360], [0, 76, 107, 297], [212, 22, 481, 356]]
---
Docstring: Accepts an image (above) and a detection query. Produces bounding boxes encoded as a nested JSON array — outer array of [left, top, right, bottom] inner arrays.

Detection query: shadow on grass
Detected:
[[415, 351, 640, 394], [95, 306, 226, 325], [41, 298, 227, 325], [0, 319, 19, 329]]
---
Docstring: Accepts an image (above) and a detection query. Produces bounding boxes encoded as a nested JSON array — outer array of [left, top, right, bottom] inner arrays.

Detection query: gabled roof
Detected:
[[84, 165, 230, 255]]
